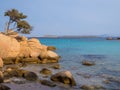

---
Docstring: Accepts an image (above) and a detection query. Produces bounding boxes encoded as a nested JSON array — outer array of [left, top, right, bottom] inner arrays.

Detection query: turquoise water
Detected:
[[39, 38, 120, 89]]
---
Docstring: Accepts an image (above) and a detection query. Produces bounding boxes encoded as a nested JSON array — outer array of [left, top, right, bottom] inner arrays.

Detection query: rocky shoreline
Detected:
[[0, 31, 77, 90], [0, 31, 119, 90]]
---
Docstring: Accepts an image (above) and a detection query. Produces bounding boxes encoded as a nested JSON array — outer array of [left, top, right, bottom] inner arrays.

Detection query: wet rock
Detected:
[[40, 80, 56, 87], [80, 85, 95, 90], [18, 63, 27, 67], [0, 78, 3, 83], [51, 64, 60, 69], [2, 57, 15, 65], [82, 60, 95, 66], [51, 71, 76, 86], [21, 58, 40, 64], [23, 71, 38, 81], [40, 68, 52, 75], [40, 59, 48, 64], [3, 79, 11, 83], [3, 69, 18, 79], [6, 66, 19, 71], [47, 46, 56, 51], [4, 66, 24, 79], [0, 71, 4, 83], [0, 84, 11, 90], [12, 78, 26, 84], [80, 85, 105, 90]]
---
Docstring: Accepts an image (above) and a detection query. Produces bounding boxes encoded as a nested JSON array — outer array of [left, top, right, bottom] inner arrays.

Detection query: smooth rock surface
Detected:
[[51, 71, 76, 86]]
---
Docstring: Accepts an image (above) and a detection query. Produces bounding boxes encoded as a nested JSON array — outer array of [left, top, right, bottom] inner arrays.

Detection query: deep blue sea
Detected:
[[39, 37, 120, 89]]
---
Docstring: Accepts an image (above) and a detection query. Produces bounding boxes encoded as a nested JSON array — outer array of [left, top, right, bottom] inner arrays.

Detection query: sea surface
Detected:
[[39, 37, 120, 89]]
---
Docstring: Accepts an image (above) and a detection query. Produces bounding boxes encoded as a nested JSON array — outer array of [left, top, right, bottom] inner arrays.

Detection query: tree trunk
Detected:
[[4, 22, 8, 34], [4, 19, 11, 34]]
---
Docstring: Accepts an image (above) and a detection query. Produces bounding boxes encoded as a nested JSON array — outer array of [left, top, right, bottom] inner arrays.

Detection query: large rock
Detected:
[[46, 51, 60, 63], [23, 71, 38, 81], [0, 34, 20, 59], [51, 71, 76, 86], [47, 51, 59, 59], [18, 38, 43, 58]]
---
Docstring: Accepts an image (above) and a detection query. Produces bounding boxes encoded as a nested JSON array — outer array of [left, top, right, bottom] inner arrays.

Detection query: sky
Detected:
[[0, 0, 120, 37]]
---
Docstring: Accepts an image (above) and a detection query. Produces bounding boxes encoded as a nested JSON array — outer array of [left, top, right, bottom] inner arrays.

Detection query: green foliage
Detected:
[[4, 9, 32, 34], [17, 20, 32, 34]]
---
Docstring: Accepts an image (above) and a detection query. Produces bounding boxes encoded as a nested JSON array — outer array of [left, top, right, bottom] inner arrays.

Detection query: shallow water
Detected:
[[39, 37, 120, 89]]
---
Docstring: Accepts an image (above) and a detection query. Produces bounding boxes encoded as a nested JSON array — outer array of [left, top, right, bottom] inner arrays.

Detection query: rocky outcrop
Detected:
[[0, 32, 60, 65], [50, 71, 76, 86]]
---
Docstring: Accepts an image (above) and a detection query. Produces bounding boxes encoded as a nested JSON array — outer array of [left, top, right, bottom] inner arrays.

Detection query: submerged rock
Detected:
[[80, 85, 105, 90], [40, 80, 56, 87], [51, 71, 76, 86], [40, 68, 52, 75], [82, 60, 95, 66], [23, 71, 38, 81], [51, 64, 60, 69], [80, 85, 94, 90]]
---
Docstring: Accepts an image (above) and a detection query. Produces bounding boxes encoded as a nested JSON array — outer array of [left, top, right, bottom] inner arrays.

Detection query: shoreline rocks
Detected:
[[51, 71, 76, 86], [0, 31, 77, 89], [0, 31, 60, 65]]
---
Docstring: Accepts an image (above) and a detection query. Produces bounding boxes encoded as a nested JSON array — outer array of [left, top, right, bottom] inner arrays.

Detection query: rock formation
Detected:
[[51, 71, 76, 86], [0, 31, 60, 65]]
